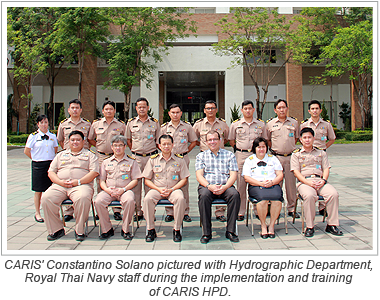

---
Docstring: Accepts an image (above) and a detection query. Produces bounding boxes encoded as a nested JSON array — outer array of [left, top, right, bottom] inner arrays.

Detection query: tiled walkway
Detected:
[[6, 143, 373, 251]]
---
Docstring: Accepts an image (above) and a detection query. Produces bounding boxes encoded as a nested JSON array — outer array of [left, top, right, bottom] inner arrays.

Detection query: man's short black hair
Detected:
[[300, 127, 315, 137], [69, 99, 82, 108], [274, 99, 288, 109], [204, 100, 217, 108], [159, 134, 174, 144], [169, 103, 181, 111], [308, 100, 322, 109], [242, 100, 254, 108], [102, 100, 116, 109], [206, 130, 220, 140], [68, 130, 84, 140], [136, 97, 149, 106]]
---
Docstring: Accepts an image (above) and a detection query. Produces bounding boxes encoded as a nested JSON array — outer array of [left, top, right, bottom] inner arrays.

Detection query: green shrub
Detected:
[[345, 133, 373, 141], [8, 134, 29, 144], [335, 131, 348, 139]]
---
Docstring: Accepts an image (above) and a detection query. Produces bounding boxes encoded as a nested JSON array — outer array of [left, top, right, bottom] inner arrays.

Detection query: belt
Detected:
[[236, 148, 252, 153], [270, 149, 292, 157], [132, 150, 158, 157], [98, 151, 113, 156], [305, 175, 322, 179]]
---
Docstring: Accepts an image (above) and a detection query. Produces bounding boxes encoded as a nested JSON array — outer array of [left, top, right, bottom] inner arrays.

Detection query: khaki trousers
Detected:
[[297, 182, 339, 228], [95, 190, 135, 234], [133, 155, 150, 216], [143, 189, 186, 231], [41, 184, 93, 235]]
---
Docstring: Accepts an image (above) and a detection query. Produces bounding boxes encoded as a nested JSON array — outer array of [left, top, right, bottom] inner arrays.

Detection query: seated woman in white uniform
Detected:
[[242, 137, 283, 239]]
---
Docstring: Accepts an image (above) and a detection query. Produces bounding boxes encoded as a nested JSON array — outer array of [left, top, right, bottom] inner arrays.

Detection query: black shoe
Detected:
[[200, 235, 212, 244], [216, 215, 227, 222], [304, 227, 315, 238], [95, 215, 99, 220], [134, 215, 144, 221], [47, 228, 65, 241], [34, 215, 44, 223], [64, 215, 73, 222], [288, 211, 300, 219], [99, 228, 114, 240], [260, 233, 269, 239], [183, 215, 192, 222], [237, 215, 244, 221], [325, 225, 343, 236], [318, 208, 325, 216], [75, 231, 86, 242], [114, 212, 122, 221], [173, 230, 182, 242], [165, 215, 174, 222], [225, 231, 239, 242], [268, 232, 276, 239], [145, 229, 157, 242], [121, 230, 133, 240]]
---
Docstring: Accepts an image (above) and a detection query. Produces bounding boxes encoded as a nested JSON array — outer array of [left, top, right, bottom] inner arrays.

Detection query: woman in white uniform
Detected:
[[242, 137, 283, 239], [24, 115, 58, 222]]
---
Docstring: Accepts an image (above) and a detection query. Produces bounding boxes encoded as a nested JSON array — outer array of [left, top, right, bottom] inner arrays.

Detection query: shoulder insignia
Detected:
[[219, 118, 226, 122], [184, 120, 191, 125], [127, 154, 135, 160], [128, 117, 136, 122], [292, 148, 301, 153], [258, 119, 264, 123], [195, 118, 204, 123], [83, 118, 91, 123], [161, 122, 167, 127], [150, 153, 159, 159], [89, 149, 96, 154], [249, 156, 254, 160], [32, 131, 38, 135], [314, 146, 323, 150], [290, 116, 298, 121], [268, 154, 273, 157], [301, 119, 308, 124], [175, 153, 184, 159], [323, 119, 331, 123], [266, 117, 274, 123], [60, 118, 68, 124], [92, 118, 101, 123], [151, 117, 159, 123], [117, 119, 125, 124], [232, 119, 239, 123]]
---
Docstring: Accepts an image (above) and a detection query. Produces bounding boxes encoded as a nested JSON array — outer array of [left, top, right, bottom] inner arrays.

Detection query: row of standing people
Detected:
[[24, 97, 340, 243]]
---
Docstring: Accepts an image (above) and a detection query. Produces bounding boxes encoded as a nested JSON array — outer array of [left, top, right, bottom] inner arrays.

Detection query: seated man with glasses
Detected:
[[195, 130, 240, 244]]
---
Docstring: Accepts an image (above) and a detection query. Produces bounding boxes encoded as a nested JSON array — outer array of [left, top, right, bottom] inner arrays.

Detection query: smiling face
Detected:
[[255, 141, 267, 159], [206, 132, 221, 152], [102, 104, 116, 119], [69, 134, 84, 152], [308, 103, 322, 118], [37, 118, 49, 133], [204, 103, 217, 119], [159, 137, 173, 155], [300, 131, 315, 149], [111, 141, 127, 157]]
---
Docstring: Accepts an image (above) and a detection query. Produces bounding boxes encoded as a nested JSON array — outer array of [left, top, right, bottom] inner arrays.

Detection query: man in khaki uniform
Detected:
[[300, 100, 336, 216], [125, 97, 159, 220], [95, 135, 142, 240], [88, 100, 126, 220], [291, 127, 342, 238], [160, 104, 197, 222], [193, 100, 229, 221], [57, 99, 92, 221], [263, 99, 300, 218], [142, 134, 189, 242], [41, 131, 99, 241], [228, 100, 265, 220]]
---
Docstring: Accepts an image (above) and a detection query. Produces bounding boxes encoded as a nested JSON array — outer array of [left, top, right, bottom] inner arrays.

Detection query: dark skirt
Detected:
[[31, 160, 52, 192], [248, 184, 284, 202]]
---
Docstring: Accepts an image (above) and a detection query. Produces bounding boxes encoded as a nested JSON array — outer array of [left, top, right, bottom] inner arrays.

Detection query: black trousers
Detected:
[[198, 185, 240, 236]]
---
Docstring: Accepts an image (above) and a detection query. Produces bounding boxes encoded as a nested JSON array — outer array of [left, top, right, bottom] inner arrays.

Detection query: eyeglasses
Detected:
[[207, 138, 220, 142], [205, 107, 217, 111], [112, 144, 126, 148]]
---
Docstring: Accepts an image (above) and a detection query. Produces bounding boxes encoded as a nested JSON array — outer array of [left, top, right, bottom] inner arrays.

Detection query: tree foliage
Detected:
[[102, 7, 197, 120]]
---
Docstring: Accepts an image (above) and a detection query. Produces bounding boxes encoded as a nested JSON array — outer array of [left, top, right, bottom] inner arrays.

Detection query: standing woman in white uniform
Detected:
[[24, 115, 58, 222]]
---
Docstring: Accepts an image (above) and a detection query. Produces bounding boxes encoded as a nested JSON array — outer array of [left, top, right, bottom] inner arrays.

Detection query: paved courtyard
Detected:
[[6, 143, 373, 251]]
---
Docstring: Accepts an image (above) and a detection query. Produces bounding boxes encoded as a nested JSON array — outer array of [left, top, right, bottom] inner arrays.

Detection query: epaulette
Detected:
[[195, 118, 204, 123], [161, 122, 167, 127], [57, 149, 65, 154], [314, 146, 323, 150], [128, 117, 136, 122], [151, 117, 159, 123], [89, 149, 97, 154], [127, 154, 135, 160], [83, 118, 91, 123], [32, 131, 38, 135], [301, 119, 308, 124], [219, 118, 226, 122], [268, 154, 273, 157], [92, 118, 102, 123], [60, 118, 68, 124], [290, 116, 298, 121], [150, 153, 159, 159], [258, 119, 264, 123], [184, 120, 191, 125], [175, 153, 184, 159], [249, 156, 254, 160], [266, 117, 274, 123], [323, 118, 331, 123], [232, 119, 239, 123], [117, 118, 125, 124], [292, 148, 301, 153]]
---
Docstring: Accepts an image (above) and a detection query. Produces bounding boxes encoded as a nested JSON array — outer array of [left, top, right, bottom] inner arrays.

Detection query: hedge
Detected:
[[345, 133, 373, 141], [8, 134, 29, 144]]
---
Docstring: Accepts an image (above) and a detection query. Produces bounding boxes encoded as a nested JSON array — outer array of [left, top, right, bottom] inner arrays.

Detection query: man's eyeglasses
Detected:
[[205, 107, 217, 111]]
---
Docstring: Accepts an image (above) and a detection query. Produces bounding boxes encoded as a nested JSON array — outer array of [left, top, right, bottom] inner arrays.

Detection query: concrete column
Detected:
[[225, 67, 244, 125]]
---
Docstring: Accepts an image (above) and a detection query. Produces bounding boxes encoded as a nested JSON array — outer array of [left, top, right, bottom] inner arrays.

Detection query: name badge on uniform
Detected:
[[180, 138, 187, 143], [316, 164, 322, 170], [172, 175, 179, 180], [261, 170, 268, 176], [147, 134, 154, 140], [321, 136, 327, 141], [289, 132, 294, 137], [122, 174, 129, 180]]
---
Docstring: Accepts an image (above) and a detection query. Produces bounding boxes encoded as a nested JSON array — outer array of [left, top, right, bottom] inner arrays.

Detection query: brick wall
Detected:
[[285, 62, 303, 122]]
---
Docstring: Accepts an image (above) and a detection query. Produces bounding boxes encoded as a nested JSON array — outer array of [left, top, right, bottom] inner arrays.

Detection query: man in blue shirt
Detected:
[[195, 130, 240, 244]]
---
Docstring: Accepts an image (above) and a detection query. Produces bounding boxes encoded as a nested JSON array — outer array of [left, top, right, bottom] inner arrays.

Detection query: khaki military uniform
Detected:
[[228, 118, 265, 216], [142, 153, 189, 231], [264, 117, 299, 212], [290, 147, 339, 228], [41, 149, 99, 235], [300, 118, 336, 150], [125, 116, 160, 216], [57, 117, 92, 150], [95, 154, 142, 234], [193, 117, 229, 217], [160, 120, 197, 215]]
